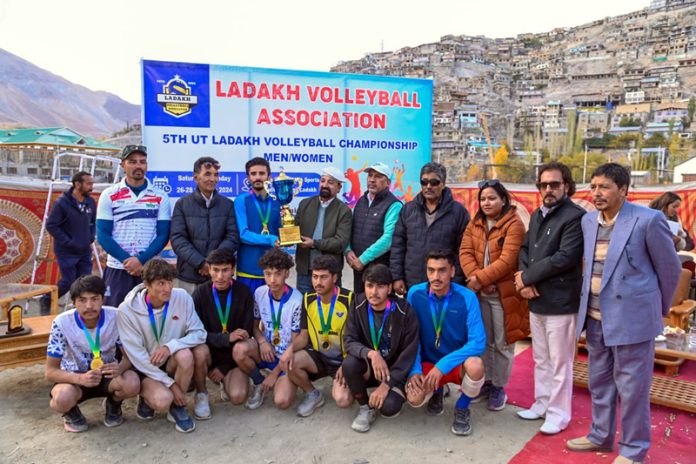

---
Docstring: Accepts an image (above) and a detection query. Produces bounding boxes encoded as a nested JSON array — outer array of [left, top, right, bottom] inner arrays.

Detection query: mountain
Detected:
[[0, 48, 140, 138]]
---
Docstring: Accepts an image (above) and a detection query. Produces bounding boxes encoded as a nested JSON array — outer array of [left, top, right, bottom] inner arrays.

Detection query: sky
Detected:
[[0, 0, 645, 104]]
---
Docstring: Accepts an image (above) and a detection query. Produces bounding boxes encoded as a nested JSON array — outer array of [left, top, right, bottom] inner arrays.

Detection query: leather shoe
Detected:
[[539, 421, 562, 435], [517, 409, 544, 420], [566, 436, 613, 452], [613, 456, 642, 464]]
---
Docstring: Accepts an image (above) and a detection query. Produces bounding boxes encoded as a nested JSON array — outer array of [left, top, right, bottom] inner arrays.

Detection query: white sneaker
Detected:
[[540, 421, 563, 435], [297, 389, 325, 417], [193, 392, 211, 420], [516, 409, 544, 420], [351, 405, 377, 433], [245, 383, 265, 410]]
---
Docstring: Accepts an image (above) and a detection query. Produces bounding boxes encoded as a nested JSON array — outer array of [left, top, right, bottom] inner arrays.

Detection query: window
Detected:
[[27, 168, 38, 175], [8, 167, 17, 174]]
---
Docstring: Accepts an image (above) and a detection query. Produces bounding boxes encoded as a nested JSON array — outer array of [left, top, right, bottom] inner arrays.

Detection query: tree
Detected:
[[688, 96, 696, 125], [466, 164, 482, 181], [493, 145, 509, 165]]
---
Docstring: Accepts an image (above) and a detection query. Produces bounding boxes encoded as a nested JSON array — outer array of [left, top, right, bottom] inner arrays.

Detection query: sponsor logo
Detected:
[[156, 75, 199, 118]]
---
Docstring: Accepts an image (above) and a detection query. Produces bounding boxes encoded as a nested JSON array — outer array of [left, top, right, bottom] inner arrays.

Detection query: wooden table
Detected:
[[574, 339, 696, 413], [0, 316, 54, 370], [0, 283, 58, 318]]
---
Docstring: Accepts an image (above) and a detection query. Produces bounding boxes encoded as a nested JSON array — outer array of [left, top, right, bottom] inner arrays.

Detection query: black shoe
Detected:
[[63, 406, 88, 433], [103, 396, 124, 427], [426, 389, 444, 416], [451, 407, 472, 436], [136, 396, 155, 421]]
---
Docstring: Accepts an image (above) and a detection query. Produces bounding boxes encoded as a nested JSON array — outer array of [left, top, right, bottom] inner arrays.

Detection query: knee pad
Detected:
[[461, 374, 486, 398]]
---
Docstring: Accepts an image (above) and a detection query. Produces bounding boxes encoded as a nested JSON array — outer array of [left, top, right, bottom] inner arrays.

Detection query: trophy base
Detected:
[[279, 225, 302, 246]]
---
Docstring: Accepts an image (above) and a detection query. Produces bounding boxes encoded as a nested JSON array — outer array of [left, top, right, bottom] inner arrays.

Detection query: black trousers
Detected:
[[342, 354, 405, 417]]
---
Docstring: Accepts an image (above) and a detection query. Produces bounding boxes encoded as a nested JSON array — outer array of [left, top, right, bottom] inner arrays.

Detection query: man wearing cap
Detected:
[[346, 163, 402, 295], [97, 145, 171, 307], [170, 156, 239, 295], [294, 167, 352, 294]]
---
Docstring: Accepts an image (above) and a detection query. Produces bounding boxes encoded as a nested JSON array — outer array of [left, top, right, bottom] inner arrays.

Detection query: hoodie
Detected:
[[46, 187, 96, 257], [117, 284, 206, 387]]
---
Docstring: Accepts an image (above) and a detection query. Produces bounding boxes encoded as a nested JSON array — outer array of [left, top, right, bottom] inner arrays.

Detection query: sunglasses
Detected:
[[478, 179, 500, 189], [536, 181, 563, 190], [420, 178, 442, 187], [202, 161, 221, 170]]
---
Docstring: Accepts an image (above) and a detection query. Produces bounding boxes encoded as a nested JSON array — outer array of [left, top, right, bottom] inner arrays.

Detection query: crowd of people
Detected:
[[44, 144, 685, 464]]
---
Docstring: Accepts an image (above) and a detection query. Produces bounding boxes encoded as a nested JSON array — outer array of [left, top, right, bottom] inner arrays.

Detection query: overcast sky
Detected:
[[0, 0, 645, 104]]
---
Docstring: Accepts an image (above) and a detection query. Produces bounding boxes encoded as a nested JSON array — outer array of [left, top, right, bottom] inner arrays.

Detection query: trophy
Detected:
[[264, 169, 303, 246], [7, 305, 24, 334]]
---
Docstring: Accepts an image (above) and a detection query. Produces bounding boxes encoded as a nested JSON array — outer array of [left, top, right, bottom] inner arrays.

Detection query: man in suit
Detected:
[[566, 163, 680, 464], [294, 167, 352, 294]]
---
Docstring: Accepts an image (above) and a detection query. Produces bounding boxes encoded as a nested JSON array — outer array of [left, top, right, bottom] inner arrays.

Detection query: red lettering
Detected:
[[257, 108, 270, 124], [287, 85, 301, 100], [412, 92, 421, 109], [354, 89, 366, 105], [243, 82, 256, 98], [333, 88, 344, 104], [272, 108, 286, 125], [378, 91, 389, 106], [215, 80, 225, 97], [390, 91, 402, 107], [366, 89, 378, 105], [257, 83, 271, 99], [272, 84, 284, 100]]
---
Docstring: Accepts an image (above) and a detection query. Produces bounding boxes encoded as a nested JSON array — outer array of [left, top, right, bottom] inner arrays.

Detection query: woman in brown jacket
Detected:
[[459, 180, 528, 412]]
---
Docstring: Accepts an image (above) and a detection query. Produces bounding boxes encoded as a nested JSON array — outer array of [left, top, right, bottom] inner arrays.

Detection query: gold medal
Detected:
[[435, 336, 441, 350], [272, 329, 280, 346], [261, 224, 270, 235], [321, 337, 330, 350], [90, 356, 104, 370]]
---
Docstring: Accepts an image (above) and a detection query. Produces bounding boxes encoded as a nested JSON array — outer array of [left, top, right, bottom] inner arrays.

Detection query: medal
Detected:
[[146, 294, 169, 346], [368, 300, 392, 352], [212, 281, 233, 334], [317, 288, 338, 352], [252, 193, 272, 236], [90, 356, 104, 370], [429, 289, 451, 351], [269, 286, 290, 348], [78, 311, 105, 372]]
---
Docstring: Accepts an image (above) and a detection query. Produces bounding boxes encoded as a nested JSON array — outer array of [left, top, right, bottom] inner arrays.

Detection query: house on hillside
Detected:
[[0, 127, 120, 181]]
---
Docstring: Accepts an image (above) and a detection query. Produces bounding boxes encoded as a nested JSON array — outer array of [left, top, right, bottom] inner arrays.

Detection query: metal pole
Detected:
[[582, 144, 588, 184]]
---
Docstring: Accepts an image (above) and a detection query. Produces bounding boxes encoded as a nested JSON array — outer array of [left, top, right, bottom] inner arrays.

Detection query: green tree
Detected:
[[688, 96, 696, 124]]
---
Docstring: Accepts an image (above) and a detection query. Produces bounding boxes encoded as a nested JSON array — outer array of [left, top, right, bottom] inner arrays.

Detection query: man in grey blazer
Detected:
[[294, 167, 352, 293], [567, 163, 680, 464]]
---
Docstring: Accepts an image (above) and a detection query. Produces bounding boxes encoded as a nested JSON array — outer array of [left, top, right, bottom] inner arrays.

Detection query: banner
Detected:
[[141, 60, 433, 205]]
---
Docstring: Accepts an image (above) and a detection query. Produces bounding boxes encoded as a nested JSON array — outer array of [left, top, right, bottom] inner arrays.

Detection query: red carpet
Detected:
[[507, 347, 696, 464]]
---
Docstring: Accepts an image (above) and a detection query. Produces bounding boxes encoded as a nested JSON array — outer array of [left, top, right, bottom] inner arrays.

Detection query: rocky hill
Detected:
[[0, 48, 139, 138]]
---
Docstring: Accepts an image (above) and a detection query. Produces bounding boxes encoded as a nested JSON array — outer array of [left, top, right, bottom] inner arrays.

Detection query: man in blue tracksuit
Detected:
[[233, 157, 281, 294], [406, 250, 486, 436], [43, 171, 97, 314]]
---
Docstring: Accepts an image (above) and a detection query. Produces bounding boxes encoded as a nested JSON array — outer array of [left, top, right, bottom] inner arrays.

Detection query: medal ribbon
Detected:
[[78, 311, 104, 360], [368, 300, 392, 351], [146, 294, 169, 345], [269, 285, 290, 334], [317, 287, 338, 342], [252, 193, 271, 233], [429, 289, 451, 346], [212, 281, 234, 333]]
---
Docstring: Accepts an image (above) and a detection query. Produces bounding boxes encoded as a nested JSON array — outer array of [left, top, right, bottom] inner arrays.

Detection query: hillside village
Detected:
[[332, 0, 696, 184]]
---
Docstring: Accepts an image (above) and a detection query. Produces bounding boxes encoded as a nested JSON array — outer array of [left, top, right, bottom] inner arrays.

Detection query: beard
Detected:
[[319, 187, 332, 199]]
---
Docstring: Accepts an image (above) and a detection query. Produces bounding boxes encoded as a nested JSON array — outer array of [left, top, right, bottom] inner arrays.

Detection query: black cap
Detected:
[[121, 145, 147, 160]]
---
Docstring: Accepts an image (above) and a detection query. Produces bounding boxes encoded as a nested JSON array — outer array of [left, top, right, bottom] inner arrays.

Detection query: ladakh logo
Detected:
[[156, 75, 198, 117]]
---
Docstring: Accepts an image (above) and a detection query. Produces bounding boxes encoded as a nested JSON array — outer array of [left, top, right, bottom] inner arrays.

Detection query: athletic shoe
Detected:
[[426, 389, 445, 416], [220, 383, 229, 402], [62, 406, 88, 433], [102, 396, 124, 427], [351, 404, 377, 433], [487, 386, 507, 411], [297, 389, 325, 417], [540, 421, 562, 435], [451, 407, 472, 436], [245, 382, 265, 410], [516, 409, 544, 420], [167, 405, 196, 433], [194, 392, 211, 420], [136, 396, 155, 421], [470, 381, 491, 404]]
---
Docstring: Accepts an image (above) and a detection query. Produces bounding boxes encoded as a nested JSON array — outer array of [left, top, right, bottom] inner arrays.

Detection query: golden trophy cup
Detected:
[[264, 169, 303, 246]]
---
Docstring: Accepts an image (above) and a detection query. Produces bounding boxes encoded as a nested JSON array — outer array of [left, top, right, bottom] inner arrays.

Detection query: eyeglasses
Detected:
[[536, 181, 563, 190], [420, 178, 442, 187], [202, 161, 221, 170], [478, 179, 500, 189]]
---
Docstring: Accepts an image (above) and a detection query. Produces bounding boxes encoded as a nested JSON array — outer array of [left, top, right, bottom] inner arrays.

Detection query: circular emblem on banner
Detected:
[[0, 200, 47, 283]]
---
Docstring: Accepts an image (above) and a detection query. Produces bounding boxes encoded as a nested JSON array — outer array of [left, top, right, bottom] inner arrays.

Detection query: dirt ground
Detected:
[[0, 363, 538, 464]]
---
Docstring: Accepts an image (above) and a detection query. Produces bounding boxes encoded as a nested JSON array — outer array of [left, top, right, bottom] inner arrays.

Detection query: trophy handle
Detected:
[[264, 180, 277, 200]]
